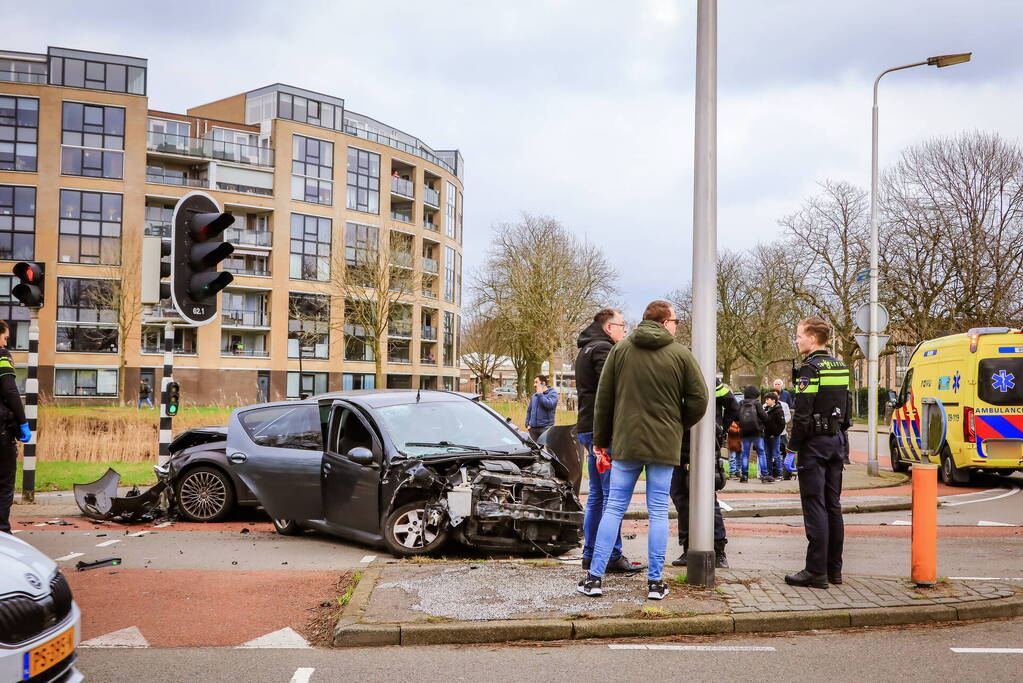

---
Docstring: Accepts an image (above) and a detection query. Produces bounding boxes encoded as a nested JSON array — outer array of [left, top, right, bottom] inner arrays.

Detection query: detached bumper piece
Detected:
[[73, 468, 167, 522], [474, 501, 584, 525]]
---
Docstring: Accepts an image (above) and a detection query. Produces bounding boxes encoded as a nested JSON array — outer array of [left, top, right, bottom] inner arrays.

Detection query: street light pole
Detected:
[[687, 0, 717, 586], [866, 53, 971, 477]]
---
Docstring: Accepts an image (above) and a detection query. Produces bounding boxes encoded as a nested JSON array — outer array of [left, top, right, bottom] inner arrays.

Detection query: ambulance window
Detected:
[[898, 369, 913, 406], [978, 358, 1023, 406]]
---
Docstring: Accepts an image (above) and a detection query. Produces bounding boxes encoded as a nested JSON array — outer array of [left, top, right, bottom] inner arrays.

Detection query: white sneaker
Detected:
[[647, 579, 669, 600]]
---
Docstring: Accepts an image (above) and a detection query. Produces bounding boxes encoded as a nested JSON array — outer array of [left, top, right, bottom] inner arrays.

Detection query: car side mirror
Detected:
[[347, 447, 375, 465]]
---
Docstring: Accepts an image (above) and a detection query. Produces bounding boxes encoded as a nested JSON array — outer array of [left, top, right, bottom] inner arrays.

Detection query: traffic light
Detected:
[[171, 191, 235, 325], [140, 237, 171, 306], [11, 261, 45, 308], [166, 381, 180, 416]]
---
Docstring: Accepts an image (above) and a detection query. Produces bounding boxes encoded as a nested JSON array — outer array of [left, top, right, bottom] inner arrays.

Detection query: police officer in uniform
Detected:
[[671, 380, 740, 568], [0, 320, 31, 534], [784, 317, 850, 589]]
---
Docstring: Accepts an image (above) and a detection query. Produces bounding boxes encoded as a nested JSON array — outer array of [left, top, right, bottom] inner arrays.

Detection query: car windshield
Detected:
[[373, 400, 525, 456]]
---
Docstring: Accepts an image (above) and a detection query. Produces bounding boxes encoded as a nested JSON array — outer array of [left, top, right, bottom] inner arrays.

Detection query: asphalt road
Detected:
[[76, 617, 1023, 682]]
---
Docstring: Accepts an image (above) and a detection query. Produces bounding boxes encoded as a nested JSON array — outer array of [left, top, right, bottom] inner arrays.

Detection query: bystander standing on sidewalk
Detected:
[[576, 300, 707, 601], [0, 320, 30, 534], [763, 391, 786, 478], [525, 375, 558, 442], [573, 308, 643, 574], [738, 385, 771, 483], [726, 419, 741, 479], [773, 378, 795, 409], [138, 378, 153, 409]]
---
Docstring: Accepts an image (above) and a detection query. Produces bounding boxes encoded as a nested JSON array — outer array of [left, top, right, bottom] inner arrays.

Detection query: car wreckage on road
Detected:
[[76, 391, 585, 557]]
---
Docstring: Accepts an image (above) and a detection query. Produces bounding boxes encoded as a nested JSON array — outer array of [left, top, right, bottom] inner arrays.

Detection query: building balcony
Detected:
[[222, 308, 269, 328], [420, 356, 438, 366], [424, 219, 439, 232], [147, 132, 274, 167], [141, 342, 194, 355], [146, 170, 207, 189], [224, 229, 273, 249], [421, 289, 438, 299], [215, 181, 273, 197], [391, 176, 414, 198], [221, 346, 270, 358], [421, 325, 437, 341], [390, 251, 414, 268], [391, 209, 413, 224], [225, 264, 270, 277], [388, 353, 412, 364], [422, 257, 439, 274], [423, 187, 440, 207], [388, 324, 413, 339]]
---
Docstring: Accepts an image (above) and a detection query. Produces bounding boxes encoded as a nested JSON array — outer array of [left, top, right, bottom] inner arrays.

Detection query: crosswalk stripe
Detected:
[[977, 520, 1014, 527], [129, 530, 152, 537], [290, 668, 315, 683], [54, 552, 84, 562], [95, 539, 121, 547], [609, 644, 776, 651]]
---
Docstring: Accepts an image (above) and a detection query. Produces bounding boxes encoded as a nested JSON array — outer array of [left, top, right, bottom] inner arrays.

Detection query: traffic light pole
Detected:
[[20, 308, 39, 503], [159, 320, 174, 466]]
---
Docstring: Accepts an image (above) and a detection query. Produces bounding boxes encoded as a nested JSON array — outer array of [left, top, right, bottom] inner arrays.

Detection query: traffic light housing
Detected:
[[12, 261, 45, 308], [171, 191, 235, 325], [166, 381, 180, 416], [141, 237, 172, 306]]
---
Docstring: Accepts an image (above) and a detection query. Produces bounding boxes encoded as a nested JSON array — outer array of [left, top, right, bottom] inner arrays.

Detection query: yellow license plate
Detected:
[[24, 625, 74, 680], [985, 441, 1023, 461]]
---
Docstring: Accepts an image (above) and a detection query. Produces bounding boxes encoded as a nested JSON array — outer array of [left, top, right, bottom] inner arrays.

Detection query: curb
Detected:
[[333, 586, 1023, 647], [624, 498, 912, 520]]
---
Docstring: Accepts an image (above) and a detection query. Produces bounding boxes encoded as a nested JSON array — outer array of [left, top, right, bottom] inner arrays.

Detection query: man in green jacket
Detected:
[[576, 300, 708, 601]]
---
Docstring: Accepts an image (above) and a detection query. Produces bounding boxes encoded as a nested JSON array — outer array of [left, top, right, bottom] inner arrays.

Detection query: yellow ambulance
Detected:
[[889, 327, 1023, 485]]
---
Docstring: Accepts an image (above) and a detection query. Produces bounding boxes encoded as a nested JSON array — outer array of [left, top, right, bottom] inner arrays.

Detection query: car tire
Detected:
[[382, 501, 449, 557], [889, 436, 911, 474], [939, 446, 970, 486], [174, 466, 235, 522], [271, 518, 304, 536]]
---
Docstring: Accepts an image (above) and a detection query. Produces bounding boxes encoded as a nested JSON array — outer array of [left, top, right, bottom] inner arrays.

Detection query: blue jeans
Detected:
[[765, 436, 782, 476], [138, 398, 153, 408], [590, 460, 673, 581], [728, 449, 740, 476], [741, 436, 766, 477], [577, 433, 622, 561]]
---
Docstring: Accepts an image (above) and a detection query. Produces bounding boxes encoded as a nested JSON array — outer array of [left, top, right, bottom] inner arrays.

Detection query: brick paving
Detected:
[[716, 569, 1016, 614]]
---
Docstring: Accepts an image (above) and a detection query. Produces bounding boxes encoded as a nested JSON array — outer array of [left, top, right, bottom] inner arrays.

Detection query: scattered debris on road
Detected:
[[76, 557, 122, 571]]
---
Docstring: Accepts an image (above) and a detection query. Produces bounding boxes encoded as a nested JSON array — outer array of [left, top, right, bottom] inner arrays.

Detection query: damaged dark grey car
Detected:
[[229, 390, 584, 557]]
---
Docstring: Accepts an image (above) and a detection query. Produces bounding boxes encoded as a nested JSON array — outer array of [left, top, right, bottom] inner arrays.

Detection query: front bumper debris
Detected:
[[73, 468, 167, 522], [474, 500, 584, 525]]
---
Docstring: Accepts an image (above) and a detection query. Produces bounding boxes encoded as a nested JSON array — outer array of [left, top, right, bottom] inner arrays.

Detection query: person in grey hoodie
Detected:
[[525, 375, 558, 442]]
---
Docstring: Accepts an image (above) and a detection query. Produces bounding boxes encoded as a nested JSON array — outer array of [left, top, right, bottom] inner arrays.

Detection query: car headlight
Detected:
[[154, 463, 170, 477]]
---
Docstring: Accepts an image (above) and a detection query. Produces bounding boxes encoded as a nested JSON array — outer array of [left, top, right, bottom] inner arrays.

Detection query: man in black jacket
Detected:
[[763, 392, 787, 478], [574, 308, 642, 573], [738, 385, 771, 483]]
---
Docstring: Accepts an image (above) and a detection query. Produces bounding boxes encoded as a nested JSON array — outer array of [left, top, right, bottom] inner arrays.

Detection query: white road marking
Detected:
[[80, 626, 149, 648], [95, 539, 121, 547], [360, 555, 377, 563], [977, 520, 1014, 527], [718, 499, 734, 512], [236, 627, 310, 649], [951, 648, 1023, 654], [944, 487, 1020, 507], [33, 523, 46, 527], [129, 530, 152, 537], [290, 668, 315, 683], [54, 552, 84, 562], [892, 520, 912, 526], [154, 521, 173, 528], [949, 576, 1023, 582], [609, 644, 776, 651], [11, 530, 20, 534]]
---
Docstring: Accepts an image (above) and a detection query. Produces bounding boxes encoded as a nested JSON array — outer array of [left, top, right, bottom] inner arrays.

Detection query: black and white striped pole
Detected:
[[158, 320, 174, 466], [21, 308, 39, 503]]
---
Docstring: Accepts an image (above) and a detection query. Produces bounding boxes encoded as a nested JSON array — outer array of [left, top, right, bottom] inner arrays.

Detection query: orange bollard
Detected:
[[911, 463, 939, 585]]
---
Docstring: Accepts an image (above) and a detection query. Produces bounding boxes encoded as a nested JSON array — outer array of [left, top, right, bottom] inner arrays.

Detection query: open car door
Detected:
[[225, 403, 324, 523], [320, 400, 384, 536]]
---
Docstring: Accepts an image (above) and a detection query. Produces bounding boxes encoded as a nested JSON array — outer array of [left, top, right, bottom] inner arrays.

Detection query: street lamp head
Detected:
[[928, 53, 972, 68]]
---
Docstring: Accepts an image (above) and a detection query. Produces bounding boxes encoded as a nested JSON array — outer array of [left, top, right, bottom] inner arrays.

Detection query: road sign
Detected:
[[855, 268, 872, 282], [855, 333, 890, 357], [855, 303, 889, 333]]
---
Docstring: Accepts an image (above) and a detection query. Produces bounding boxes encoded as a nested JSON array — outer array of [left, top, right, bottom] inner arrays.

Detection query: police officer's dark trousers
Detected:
[[0, 436, 17, 534], [670, 466, 725, 546], [797, 434, 844, 576]]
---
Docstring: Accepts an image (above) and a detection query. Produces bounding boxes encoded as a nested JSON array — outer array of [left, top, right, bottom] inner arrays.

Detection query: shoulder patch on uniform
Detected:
[[797, 375, 810, 392]]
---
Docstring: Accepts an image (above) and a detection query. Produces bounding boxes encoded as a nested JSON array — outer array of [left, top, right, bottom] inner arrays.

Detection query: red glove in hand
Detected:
[[595, 450, 612, 474]]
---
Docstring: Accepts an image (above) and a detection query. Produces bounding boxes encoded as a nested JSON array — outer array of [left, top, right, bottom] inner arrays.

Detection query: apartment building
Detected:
[[0, 46, 464, 404]]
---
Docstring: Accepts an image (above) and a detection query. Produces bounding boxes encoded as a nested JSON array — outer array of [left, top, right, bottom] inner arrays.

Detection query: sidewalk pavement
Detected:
[[333, 560, 1023, 646]]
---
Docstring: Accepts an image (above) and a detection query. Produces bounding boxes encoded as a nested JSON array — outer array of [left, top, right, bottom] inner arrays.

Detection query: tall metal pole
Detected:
[[158, 320, 174, 466], [20, 309, 39, 503], [687, 0, 718, 586]]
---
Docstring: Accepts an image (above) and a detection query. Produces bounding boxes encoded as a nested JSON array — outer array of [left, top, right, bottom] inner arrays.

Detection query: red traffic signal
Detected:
[[12, 261, 45, 307]]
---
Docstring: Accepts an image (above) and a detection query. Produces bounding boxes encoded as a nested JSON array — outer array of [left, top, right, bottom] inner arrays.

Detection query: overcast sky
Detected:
[[8, 1, 1020, 318]]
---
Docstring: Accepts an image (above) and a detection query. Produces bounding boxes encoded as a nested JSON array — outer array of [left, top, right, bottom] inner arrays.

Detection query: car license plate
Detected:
[[985, 441, 1023, 461], [23, 626, 74, 680]]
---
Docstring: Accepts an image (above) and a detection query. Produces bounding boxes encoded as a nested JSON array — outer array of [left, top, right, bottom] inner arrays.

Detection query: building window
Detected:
[[386, 374, 412, 389], [444, 311, 455, 367], [278, 92, 342, 130], [141, 326, 197, 354], [456, 190, 463, 244], [224, 252, 270, 277], [345, 222, 378, 268], [0, 185, 35, 260], [58, 189, 122, 265], [289, 213, 331, 280], [54, 368, 118, 397], [288, 292, 330, 359], [49, 53, 145, 95], [342, 373, 375, 391], [444, 246, 456, 303], [56, 278, 118, 353], [287, 371, 328, 399], [344, 299, 376, 362], [60, 102, 124, 179], [291, 135, 332, 205], [443, 376, 455, 391], [0, 275, 29, 349], [144, 200, 173, 237], [0, 59, 47, 85], [147, 118, 191, 153], [455, 252, 462, 306], [0, 96, 38, 172], [445, 181, 456, 238], [346, 148, 379, 214]]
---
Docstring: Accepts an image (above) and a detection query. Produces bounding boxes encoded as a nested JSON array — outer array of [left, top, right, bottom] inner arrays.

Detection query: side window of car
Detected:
[[898, 368, 914, 407], [335, 408, 374, 456], [239, 405, 324, 451]]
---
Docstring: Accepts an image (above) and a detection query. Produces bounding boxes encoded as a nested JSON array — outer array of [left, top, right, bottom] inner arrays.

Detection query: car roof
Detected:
[[235, 390, 480, 413]]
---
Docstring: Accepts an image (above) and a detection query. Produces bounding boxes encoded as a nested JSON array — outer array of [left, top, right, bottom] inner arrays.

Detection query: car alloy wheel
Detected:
[[272, 518, 303, 536], [383, 501, 449, 557], [175, 466, 235, 522]]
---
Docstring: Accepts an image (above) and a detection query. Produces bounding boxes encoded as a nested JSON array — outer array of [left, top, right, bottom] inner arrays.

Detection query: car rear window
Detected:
[[978, 358, 1023, 406], [238, 405, 323, 450]]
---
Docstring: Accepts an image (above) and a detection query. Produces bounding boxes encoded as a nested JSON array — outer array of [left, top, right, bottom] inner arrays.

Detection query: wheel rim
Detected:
[[274, 518, 292, 529], [179, 471, 227, 520], [942, 454, 952, 480], [392, 508, 439, 549]]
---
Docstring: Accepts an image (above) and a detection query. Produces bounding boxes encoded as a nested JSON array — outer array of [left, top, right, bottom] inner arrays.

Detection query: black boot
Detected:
[[714, 540, 728, 568], [671, 542, 688, 567]]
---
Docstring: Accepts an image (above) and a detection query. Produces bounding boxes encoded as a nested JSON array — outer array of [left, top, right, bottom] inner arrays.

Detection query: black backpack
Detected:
[[738, 399, 759, 433]]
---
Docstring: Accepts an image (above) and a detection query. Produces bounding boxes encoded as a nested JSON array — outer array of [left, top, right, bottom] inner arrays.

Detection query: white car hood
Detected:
[[0, 533, 57, 599]]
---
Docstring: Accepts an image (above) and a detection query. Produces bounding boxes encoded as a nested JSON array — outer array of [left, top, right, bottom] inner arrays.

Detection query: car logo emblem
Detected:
[[24, 572, 42, 590]]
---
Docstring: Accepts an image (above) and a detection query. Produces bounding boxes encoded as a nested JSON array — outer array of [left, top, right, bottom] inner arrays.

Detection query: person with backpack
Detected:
[[763, 391, 787, 480], [738, 385, 771, 483]]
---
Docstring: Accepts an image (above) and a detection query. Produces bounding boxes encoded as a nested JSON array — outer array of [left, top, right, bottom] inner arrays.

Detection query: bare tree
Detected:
[[734, 243, 801, 384], [81, 258, 142, 406], [460, 308, 506, 397], [287, 292, 330, 383], [331, 228, 415, 388]]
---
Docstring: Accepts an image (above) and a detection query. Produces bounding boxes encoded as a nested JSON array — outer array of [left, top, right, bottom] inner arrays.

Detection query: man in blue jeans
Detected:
[[738, 385, 771, 483], [576, 301, 708, 601], [573, 309, 643, 573]]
